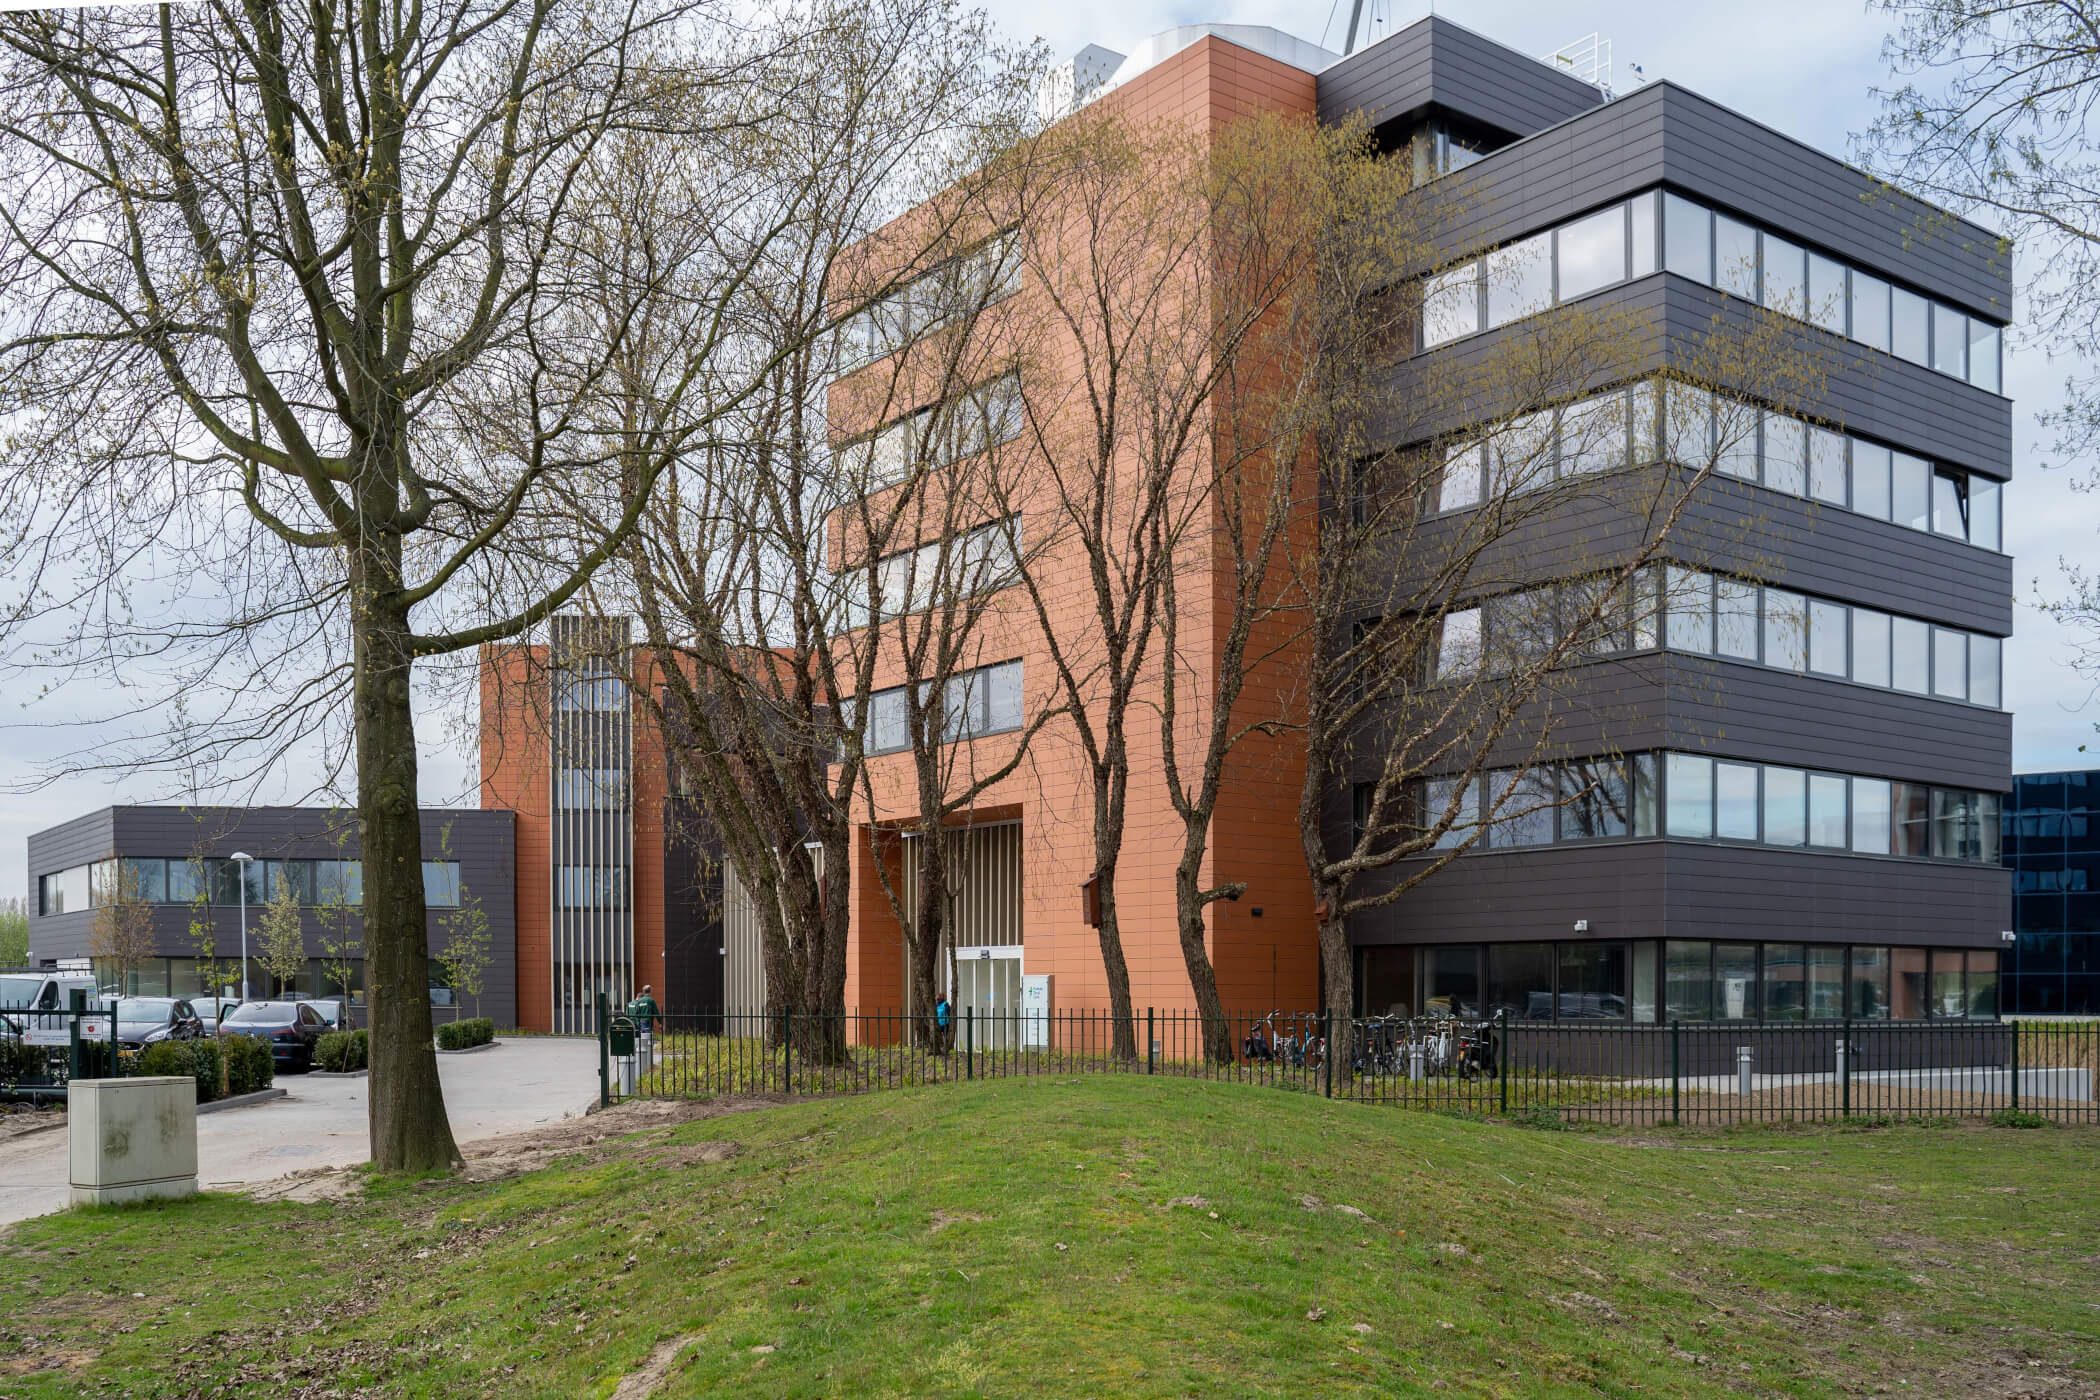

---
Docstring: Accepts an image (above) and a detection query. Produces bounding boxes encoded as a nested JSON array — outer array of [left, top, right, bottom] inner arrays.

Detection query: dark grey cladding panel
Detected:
[[1345, 842, 2008, 948], [1414, 82, 2010, 322], [1316, 17, 1604, 142], [1377, 277, 2013, 478], [25, 808, 116, 879], [1338, 653, 2009, 796]]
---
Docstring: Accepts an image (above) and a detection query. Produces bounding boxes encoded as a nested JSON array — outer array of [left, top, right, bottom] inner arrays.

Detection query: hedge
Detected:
[[138, 1038, 226, 1103], [436, 1017, 494, 1051], [0, 1037, 44, 1085], [316, 1029, 368, 1072], [220, 1034, 275, 1096]]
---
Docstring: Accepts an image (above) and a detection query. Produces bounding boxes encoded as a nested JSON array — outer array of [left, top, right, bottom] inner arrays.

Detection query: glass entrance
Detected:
[[951, 947, 1022, 1049]]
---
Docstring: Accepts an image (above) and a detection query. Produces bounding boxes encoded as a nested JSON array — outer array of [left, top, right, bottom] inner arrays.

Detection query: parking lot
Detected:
[[0, 1036, 601, 1227]]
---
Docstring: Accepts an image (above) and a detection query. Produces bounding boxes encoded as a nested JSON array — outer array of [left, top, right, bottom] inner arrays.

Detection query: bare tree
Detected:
[[0, 1, 895, 1169], [89, 871, 158, 992]]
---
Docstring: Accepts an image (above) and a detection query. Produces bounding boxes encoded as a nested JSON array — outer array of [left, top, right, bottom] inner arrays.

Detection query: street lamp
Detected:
[[230, 852, 254, 1002]]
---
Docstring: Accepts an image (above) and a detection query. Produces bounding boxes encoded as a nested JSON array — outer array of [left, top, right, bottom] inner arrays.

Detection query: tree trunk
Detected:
[[1172, 858, 1235, 1064], [911, 833, 951, 1052], [1316, 892, 1354, 1087], [355, 600, 460, 1173], [1093, 874, 1140, 1062]]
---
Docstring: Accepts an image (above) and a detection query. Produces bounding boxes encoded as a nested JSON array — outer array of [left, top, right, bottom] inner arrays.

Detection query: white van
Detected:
[[0, 971, 111, 1049]]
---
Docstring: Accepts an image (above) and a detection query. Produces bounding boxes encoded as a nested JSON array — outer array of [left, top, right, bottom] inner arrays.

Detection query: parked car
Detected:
[[188, 997, 241, 1033], [218, 1000, 326, 1072], [294, 995, 351, 1031], [111, 998, 206, 1052]]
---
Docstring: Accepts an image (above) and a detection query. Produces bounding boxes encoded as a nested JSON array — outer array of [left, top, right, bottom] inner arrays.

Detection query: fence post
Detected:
[[1840, 1017, 1851, 1118], [597, 992, 609, 1109], [1323, 1009, 1333, 1099], [1669, 1019, 1680, 1126], [965, 1006, 974, 1080], [1146, 1007, 1155, 1075], [67, 986, 84, 1085], [1497, 1009, 1509, 1116], [2010, 1018, 2021, 1111], [783, 1009, 792, 1094]]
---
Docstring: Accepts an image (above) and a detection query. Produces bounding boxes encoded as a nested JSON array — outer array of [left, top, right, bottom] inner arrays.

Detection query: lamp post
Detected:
[[230, 852, 254, 1002]]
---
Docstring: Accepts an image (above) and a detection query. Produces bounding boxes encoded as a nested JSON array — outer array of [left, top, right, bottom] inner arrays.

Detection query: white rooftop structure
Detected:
[[1038, 25, 1343, 122]]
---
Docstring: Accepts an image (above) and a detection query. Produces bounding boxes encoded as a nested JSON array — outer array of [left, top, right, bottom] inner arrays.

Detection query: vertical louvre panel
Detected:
[[720, 859, 769, 1012]]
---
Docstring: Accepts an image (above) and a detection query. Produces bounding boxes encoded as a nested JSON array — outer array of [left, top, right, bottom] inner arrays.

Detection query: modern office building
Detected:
[[458, 16, 2011, 1028], [23, 805, 519, 1026], [2003, 770, 2100, 1015]]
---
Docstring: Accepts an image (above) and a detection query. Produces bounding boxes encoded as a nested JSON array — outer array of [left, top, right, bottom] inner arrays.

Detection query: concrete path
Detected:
[[0, 1036, 601, 1229]]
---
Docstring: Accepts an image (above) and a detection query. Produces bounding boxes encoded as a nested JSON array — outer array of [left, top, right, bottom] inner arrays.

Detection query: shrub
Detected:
[[1507, 1104, 1568, 1132], [0, 1037, 46, 1085], [436, 1017, 495, 1051], [220, 1034, 275, 1096], [137, 1039, 226, 1103], [316, 1029, 368, 1072], [1988, 1108, 2050, 1130]]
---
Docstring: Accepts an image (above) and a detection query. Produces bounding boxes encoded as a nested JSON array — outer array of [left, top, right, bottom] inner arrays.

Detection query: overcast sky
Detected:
[[2, 0, 2094, 900]]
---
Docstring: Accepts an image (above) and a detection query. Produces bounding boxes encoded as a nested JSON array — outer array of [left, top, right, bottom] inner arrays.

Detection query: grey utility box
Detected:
[[69, 1076, 199, 1207]]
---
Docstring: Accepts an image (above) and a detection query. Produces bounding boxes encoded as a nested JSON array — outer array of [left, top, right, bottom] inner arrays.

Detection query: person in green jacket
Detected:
[[628, 985, 660, 1033]]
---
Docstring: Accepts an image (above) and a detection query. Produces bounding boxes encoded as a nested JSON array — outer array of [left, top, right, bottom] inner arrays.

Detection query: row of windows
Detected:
[[87, 955, 462, 1007], [1361, 940, 2000, 1023], [557, 864, 629, 910], [1427, 565, 2002, 709], [1429, 378, 2004, 551], [555, 667, 627, 713], [848, 516, 1020, 623], [556, 768, 626, 811], [1405, 751, 2003, 865], [837, 233, 1021, 374], [1419, 187, 2006, 397], [837, 373, 1024, 493], [35, 857, 463, 914], [854, 659, 1024, 757]]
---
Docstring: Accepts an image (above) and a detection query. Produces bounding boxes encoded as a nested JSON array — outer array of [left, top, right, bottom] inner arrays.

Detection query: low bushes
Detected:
[[138, 1038, 227, 1103], [220, 1034, 274, 1096], [316, 1029, 368, 1072], [0, 1037, 45, 1085], [436, 1017, 494, 1051]]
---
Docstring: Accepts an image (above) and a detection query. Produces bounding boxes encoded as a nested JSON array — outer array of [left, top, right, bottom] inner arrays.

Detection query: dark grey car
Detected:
[[112, 997, 206, 1052], [218, 1000, 325, 1071]]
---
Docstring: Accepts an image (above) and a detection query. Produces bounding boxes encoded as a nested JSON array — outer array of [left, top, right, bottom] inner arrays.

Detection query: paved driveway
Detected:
[[0, 1036, 601, 1228]]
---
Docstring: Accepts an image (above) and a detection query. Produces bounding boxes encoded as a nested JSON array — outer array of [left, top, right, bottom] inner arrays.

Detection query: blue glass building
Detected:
[[2004, 770, 2100, 1014]]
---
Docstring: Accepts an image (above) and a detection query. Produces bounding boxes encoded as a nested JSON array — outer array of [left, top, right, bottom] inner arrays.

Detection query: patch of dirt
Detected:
[[0, 1106, 64, 1143], [1164, 1195, 1211, 1210], [929, 1210, 983, 1233], [0, 1346, 99, 1377], [609, 1332, 706, 1400]]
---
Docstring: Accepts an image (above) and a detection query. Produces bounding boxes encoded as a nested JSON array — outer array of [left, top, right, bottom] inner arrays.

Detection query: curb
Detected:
[[435, 1040, 499, 1056], [307, 1069, 369, 1079], [0, 1114, 67, 1141], [198, 1087, 288, 1115]]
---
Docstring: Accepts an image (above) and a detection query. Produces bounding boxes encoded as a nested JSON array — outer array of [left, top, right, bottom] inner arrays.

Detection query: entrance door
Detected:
[[952, 946, 1023, 1050]]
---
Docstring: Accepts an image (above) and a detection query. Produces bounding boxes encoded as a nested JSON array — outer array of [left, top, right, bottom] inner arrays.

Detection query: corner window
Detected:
[[1932, 303, 1968, 379], [1663, 194, 1712, 284], [1714, 215, 1758, 299], [1486, 234, 1553, 329], [1556, 206, 1628, 302], [1666, 754, 1714, 838]]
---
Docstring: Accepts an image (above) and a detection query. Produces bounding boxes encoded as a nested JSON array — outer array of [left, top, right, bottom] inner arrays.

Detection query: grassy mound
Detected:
[[2, 1077, 2095, 1397]]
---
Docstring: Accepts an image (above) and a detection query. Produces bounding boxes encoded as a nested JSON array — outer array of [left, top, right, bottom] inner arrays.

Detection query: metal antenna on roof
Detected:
[[1343, 0, 1366, 54]]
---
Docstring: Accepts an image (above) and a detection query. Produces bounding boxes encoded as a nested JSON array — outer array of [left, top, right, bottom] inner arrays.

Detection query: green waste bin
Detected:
[[608, 1016, 636, 1058]]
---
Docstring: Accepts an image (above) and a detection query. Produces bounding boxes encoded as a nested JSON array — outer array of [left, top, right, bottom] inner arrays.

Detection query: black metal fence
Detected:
[[1, 990, 131, 1101], [596, 1005, 2099, 1126]]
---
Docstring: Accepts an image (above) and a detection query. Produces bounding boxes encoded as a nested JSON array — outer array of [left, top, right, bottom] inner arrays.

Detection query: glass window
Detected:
[[1892, 782, 1931, 857], [1428, 778, 1479, 849], [1633, 753, 1659, 837], [1931, 788, 1976, 860], [1807, 945, 1847, 1019], [1424, 945, 1481, 1018], [423, 860, 462, 909], [1762, 415, 1806, 496], [1808, 427, 1846, 505], [1630, 191, 1658, 276], [1663, 194, 1712, 284], [1488, 411, 1557, 495], [1931, 948, 1966, 1017], [1892, 947, 1930, 1019], [1851, 946, 1891, 1018], [119, 858, 167, 904], [1487, 942, 1557, 1021], [1932, 628, 1968, 700], [1631, 566, 1661, 651], [1422, 262, 1482, 348], [1970, 634, 2001, 709], [1557, 205, 1628, 301], [1663, 381, 1712, 464], [984, 660, 1024, 733], [1932, 470, 1967, 539], [1970, 476, 2001, 550], [1716, 578, 1759, 660], [1809, 773, 1849, 848], [1978, 792, 2002, 864], [1666, 940, 1712, 1021], [1632, 942, 1659, 1023], [1892, 453, 1931, 530], [1807, 252, 1847, 334], [1486, 234, 1553, 328], [1761, 234, 1805, 318], [1891, 286, 1930, 365], [1852, 778, 1892, 854], [266, 860, 316, 906], [1763, 766, 1806, 847], [1562, 758, 1632, 839], [1558, 392, 1627, 475], [1436, 442, 1482, 514], [1969, 321, 2002, 394], [1852, 440, 1892, 520], [1666, 754, 1714, 838], [1851, 273, 1891, 352], [1932, 303, 1967, 379], [1487, 768, 1556, 847], [1435, 608, 1481, 680], [1563, 574, 1628, 658], [315, 859, 363, 907], [1714, 942, 1759, 1020], [166, 859, 209, 905], [1715, 761, 1760, 840], [1966, 949, 2000, 1018], [1763, 944, 1807, 1021], [1665, 567, 1713, 653], [1892, 617, 1930, 694], [1715, 404, 1760, 480], [1807, 599, 1846, 677], [1714, 215, 1758, 299], [1763, 589, 1807, 672], [1558, 942, 1630, 1021], [1851, 608, 1891, 688]]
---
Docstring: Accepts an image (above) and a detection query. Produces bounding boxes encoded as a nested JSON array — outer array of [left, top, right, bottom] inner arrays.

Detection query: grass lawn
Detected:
[[2, 1078, 2096, 1398]]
